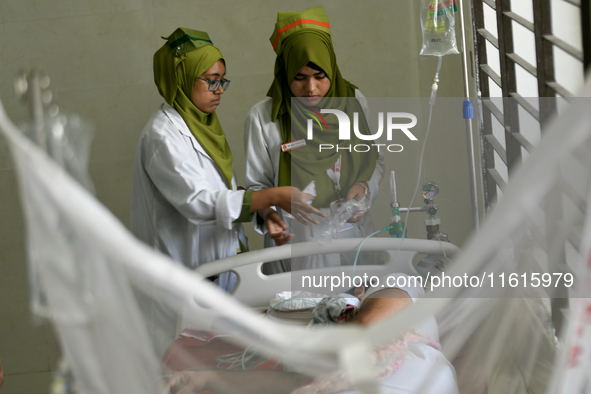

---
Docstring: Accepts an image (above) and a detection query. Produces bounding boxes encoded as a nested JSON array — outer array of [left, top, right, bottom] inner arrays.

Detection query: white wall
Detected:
[[0, 1, 478, 392]]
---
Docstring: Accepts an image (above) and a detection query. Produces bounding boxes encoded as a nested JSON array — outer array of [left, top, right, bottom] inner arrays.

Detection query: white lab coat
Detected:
[[244, 90, 385, 271], [131, 103, 247, 291]]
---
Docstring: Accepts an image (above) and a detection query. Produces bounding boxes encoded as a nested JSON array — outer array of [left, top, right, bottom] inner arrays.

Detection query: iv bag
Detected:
[[420, 0, 460, 56]]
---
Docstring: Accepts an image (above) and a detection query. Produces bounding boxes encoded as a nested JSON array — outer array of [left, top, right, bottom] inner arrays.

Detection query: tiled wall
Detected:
[[0, 1, 474, 392]]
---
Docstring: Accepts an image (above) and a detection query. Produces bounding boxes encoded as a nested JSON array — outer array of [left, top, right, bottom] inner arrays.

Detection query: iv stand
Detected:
[[457, 0, 480, 232]]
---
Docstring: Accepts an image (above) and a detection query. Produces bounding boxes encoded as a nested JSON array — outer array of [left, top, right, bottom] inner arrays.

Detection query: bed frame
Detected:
[[194, 238, 460, 309]]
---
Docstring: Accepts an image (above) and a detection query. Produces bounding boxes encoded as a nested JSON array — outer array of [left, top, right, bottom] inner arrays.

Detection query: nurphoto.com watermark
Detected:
[[301, 272, 424, 292], [301, 271, 574, 293]]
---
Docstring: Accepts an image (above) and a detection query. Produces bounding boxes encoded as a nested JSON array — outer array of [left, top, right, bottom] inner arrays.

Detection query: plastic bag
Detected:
[[419, 0, 460, 56], [320, 197, 370, 240]]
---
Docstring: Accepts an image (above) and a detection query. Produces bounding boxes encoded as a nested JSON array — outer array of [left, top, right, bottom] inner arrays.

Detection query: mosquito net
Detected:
[[0, 76, 590, 393]]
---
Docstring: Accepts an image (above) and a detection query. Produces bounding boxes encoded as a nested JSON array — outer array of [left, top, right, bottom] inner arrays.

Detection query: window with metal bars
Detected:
[[470, 0, 590, 335], [472, 0, 589, 210]]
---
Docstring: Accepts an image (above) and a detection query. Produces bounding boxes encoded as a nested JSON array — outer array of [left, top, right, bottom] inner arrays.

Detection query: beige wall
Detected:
[[0, 1, 478, 392]]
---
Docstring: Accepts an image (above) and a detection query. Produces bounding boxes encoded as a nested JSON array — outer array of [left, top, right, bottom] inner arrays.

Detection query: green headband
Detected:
[[163, 27, 214, 56]]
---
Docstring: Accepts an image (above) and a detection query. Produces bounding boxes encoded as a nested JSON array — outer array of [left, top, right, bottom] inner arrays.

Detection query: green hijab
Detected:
[[268, 8, 378, 207], [154, 28, 234, 189]]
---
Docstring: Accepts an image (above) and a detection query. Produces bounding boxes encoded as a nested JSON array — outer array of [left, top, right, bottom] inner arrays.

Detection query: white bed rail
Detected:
[[195, 238, 460, 309]]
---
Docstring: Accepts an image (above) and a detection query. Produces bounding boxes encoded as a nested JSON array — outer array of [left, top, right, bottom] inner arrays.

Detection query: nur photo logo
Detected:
[[305, 108, 419, 152]]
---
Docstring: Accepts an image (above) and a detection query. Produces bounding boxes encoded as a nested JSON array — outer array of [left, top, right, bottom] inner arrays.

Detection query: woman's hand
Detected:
[[345, 182, 369, 223], [273, 187, 326, 225], [251, 187, 326, 225], [265, 210, 293, 246], [164, 370, 212, 394], [346, 182, 367, 202]]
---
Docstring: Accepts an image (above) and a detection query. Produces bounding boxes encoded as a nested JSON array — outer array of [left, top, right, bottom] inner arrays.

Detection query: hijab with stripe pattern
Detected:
[[267, 7, 378, 208]]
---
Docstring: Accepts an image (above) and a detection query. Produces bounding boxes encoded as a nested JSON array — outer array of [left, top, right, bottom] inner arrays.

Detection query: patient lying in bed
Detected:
[[164, 273, 459, 394]]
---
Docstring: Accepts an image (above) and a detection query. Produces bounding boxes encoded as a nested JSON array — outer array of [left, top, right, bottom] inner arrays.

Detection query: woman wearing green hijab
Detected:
[[131, 28, 323, 290], [245, 7, 385, 271]]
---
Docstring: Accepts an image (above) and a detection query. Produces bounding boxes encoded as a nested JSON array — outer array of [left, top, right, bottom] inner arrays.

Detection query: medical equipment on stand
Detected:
[[418, 0, 480, 232], [388, 171, 452, 278], [388, 171, 448, 241], [421, 182, 449, 243], [391, 55, 441, 241]]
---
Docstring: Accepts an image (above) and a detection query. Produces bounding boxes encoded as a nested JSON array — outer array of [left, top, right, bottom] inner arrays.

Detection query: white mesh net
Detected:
[[1, 77, 590, 393]]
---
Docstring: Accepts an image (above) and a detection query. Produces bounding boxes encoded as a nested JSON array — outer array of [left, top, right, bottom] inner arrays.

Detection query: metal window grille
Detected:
[[472, 0, 589, 208], [471, 0, 590, 335]]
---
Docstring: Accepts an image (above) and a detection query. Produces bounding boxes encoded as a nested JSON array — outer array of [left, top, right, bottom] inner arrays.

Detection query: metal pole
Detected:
[[464, 118, 480, 231], [456, 0, 480, 231], [457, 0, 471, 99]]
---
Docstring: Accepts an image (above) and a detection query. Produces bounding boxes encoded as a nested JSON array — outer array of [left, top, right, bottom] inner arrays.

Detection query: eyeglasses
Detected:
[[197, 77, 231, 92]]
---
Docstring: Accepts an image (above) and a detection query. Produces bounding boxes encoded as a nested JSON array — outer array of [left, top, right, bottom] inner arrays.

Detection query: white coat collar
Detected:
[[161, 103, 237, 190], [161, 103, 209, 157]]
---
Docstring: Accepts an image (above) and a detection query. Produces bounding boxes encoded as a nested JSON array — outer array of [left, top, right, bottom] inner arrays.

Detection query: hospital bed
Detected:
[[168, 238, 463, 393], [183, 237, 556, 394]]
